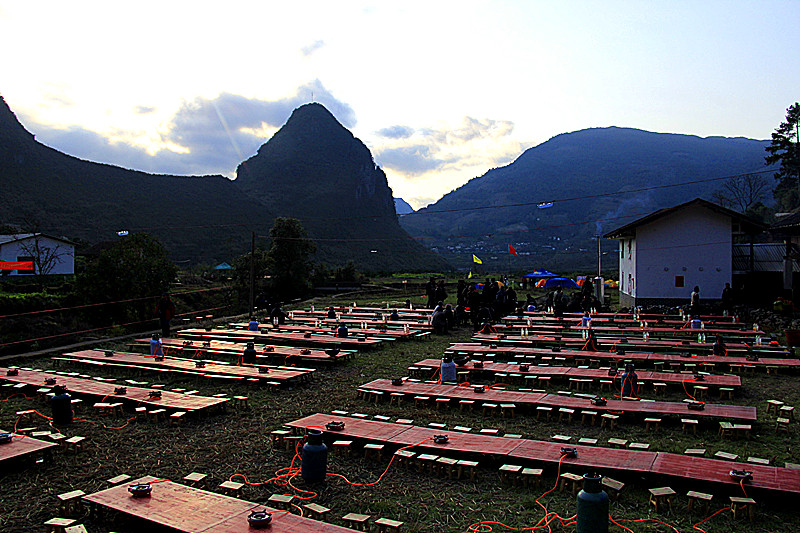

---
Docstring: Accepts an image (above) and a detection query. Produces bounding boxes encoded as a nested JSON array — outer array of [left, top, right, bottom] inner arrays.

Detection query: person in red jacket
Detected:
[[155, 293, 176, 337]]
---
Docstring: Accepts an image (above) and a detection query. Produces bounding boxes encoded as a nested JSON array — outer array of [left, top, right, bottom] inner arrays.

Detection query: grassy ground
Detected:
[[0, 290, 798, 532]]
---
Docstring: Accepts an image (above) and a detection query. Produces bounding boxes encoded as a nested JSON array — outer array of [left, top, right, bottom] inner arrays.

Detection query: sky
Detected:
[[1, 1, 798, 209]]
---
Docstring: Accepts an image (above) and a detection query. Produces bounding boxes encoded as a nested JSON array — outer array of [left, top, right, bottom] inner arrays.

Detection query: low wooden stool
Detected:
[[183, 472, 208, 488], [456, 459, 479, 480], [106, 474, 131, 485], [482, 403, 498, 416], [459, 399, 475, 412], [44, 518, 75, 533], [63, 436, 86, 453], [499, 464, 522, 485], [693, 385, 708, 400], [169, 411, 187, 426], [581, 410, 598, 426], [389, 392, 404, 406], [776, 417, 791, 433], [607, 438, 627, 448], [332, 440, 353, 456], [648, 486, 676, 513], [375, 518, 404, 532], [681, 418, 698, 435], [730, 496, 756, 522], [600, 413, 619, 429], [416, 453, 439, 473], [719, 387, 734, 401], [644, 418, 662, 432], [283, 435, 303, 453], [270, 429, 291, 448], [652, 382, 667, 396], [714, 451, 739, 461], [436, 456, 458, 478], [558, 408, 575, 423], [56, 490, 85, 516], [363, 443, 385, 461], [267, 493, 294, 510], [684, 448, 706, 457], [218, 480, 244, 496], [779, 405, 795, 420], [343, 513, 371, 531], [500, 403, 516, 418], [559, 472, 583, 495], [393, 449, 416, 467], [414, 396, 430, 408], [521, 468, 543, 488], [602, 477, 624, 500], [687, 491, 713, 514], [718, 421, 734, 438], [536, 406, 552, 421], [766, 400, 784, 415], [577, 437, 598, 446], [64, 526, 88, 533], [232, 396, 249, 408], [302, 503, 331, 521]]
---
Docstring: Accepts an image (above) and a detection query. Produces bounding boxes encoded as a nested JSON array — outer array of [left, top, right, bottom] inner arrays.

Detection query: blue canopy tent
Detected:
[[522, 269, 558, 278], [214, 262, 232, 270], [544, 277, 579, 289]]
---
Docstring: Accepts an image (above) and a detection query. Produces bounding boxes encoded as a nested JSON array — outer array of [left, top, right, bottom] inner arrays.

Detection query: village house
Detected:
[[0, 233, 75, 276], [603, 198, 766, 308]]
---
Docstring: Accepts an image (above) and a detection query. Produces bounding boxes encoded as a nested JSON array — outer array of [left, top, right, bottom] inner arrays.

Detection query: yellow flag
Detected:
[[472, 254, 482, 264], [468, 271, 473, 279]]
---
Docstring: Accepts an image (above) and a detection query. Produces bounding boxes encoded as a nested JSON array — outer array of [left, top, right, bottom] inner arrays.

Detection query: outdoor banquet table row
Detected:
[[179, 328, 385, 349], [287, 414, 798, 496], [359, 379, 757, 422]]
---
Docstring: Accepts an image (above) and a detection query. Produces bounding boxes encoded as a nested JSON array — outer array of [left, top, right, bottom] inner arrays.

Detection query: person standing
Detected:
[[690, 286, 701, 316], [720, 283, 734, 316], [155, 293, 176, 337]]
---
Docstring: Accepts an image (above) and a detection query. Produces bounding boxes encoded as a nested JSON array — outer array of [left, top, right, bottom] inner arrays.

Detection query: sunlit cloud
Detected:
[[376, 125, 415, 139], [301, 39, 325, 56], [135, 105, 156, 114]]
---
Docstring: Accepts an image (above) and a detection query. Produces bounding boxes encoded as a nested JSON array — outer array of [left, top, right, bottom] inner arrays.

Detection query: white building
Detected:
[[0, 233, 75, 276], [603, 199, 765, 307]]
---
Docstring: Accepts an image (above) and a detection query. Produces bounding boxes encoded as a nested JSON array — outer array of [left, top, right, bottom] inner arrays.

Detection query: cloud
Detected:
[[21, 81, 356, 177], [375, 144, 450, 175], [135, 105, 156, 114], [301, 40, 325, 56], [376, 125, 415, 139]]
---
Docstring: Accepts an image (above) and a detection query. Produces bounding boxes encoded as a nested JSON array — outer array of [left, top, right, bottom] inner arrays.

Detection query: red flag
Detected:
[[508, 244, 517, 256]]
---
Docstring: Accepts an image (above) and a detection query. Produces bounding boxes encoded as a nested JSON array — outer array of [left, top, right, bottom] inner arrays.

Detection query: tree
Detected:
[[711, 173, 769, 213], [78, 233, 177, 320], [766, 102, 800, 211], [266, 218, 316, 301]]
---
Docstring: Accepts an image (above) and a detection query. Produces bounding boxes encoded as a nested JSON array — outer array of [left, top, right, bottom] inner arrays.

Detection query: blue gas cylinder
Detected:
[[149, 335, 163, 356], [248, 319, 259, 331], [576, 473, 609, 533], [620, 364, 638, 397], [51, 386, 73, 425], [337, 324, 348, 338], [301, 429, 328, 482], [440, 357, 457, 382]]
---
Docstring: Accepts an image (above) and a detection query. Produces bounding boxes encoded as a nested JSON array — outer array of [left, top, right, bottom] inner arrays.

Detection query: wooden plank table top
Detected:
[[133, 337, 353, 364], [504, 314, 751, 330], [360, 378, 547, 406], [413, 359, 743, 388], [0, 367, 228, 412], [288, 413, 412, 442], [228, 322, 420, 339], [64, 350, 310, 383], [180, 328, 384, 349], [446, 343, 800, 368], [508, 439, 658, 473], [82, 476, 359, 532], [650, 454, 800, 495], [0, 429, 58, 463], [388, 425, 523, 456], [534, 394, 757, 422]]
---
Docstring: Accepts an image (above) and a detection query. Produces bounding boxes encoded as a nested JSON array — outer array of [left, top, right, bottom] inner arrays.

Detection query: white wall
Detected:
[[618, 237, 636, 298], [635, 206, 731, 300], [0, 237, 75, 275]]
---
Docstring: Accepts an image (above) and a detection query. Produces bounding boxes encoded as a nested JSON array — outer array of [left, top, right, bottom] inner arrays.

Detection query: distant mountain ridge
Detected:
[[401, 126, 772, 270], [394, 198, 414, 214], [0, 97, 446, 270]]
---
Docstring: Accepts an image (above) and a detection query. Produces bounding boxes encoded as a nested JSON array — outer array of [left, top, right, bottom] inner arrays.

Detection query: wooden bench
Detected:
[[648, 486, 676, 513]]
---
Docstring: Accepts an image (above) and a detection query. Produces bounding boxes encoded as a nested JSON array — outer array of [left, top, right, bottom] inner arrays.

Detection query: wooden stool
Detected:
[[56, 490, 85, 516], [733, 424, 752, 439], [500, 403, 516, 418], [302, 503, 331, 521], [106, 474, 131, 485], [364, 443, 385, 461], [342, 513, 371, 531], [267, 493, 294, 510], [375, 518, 404, 532], [416, 454, 439, 473], [232, 396, 249, 408], [552, 434, 572, 443], [459, 399, 475, 412], [271, 429, 291, 448], [44, 518, 75, 533], [218, 480, 244, 496], [729, 496, 756, 522], [435, 397, 450, 411], [64, 526, 88, 533], [652, 382, 667, 396], [183, 472, 208, 488], [577, 437, 598, 446], [456, 459, 479, 480], [629, 442, 650, 450], [536, 406, 552, 421], [283, 435, 303, 453], [332, 440, 353, 456], [684, 448, 706, 457], [693, 385, 708, 400], [648, 486, 676, 513], [169, 411, 187, 426], [148, 408, 167, 422], [599, 379, 613, 392], [607, 438, 627, 448], [63, 436, 86, 453], [559, 472, 583, 495], [481, 403, 498, 416], [644, 418, 662, 432], [714, 451, 739, 461], [521, 468, 543, 488], [766, 400, 784, 415], [681, 418, 698, 435], [389, 392, 404, 406], [718, 421, 734, 438], [776, 417, 791, 433], [687, 491, 713, 514], [436, 456, 458, 478], [558, 408, 575, 423], [393, 449, 416, 467], [719, 387, 734, 401], [780, 405, 795, 420], [766, 365, 779, 375], [602, 477, 625, 500], [600, 413, 619, 429], [581, 410, 598, 426], [414, 396, 430, 408], [498, 464, 522, 485]]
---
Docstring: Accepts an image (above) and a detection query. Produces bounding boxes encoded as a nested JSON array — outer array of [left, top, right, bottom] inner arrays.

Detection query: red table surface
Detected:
[[0, 431, 57, 463]]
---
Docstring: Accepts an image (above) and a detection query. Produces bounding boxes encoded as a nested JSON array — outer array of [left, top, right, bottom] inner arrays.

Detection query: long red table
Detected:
[[446, 343, 800, 370], [288, 415, 799, 496], [63, 350, 313, 385], [359, 379, 757, 422], [83, 476, 359, 532], [180, 328, 384, 349], [1, 368, 228, 413], [0, 430, 57, 465], [413, 359, 743, 389], [229, 322, 422, 340]]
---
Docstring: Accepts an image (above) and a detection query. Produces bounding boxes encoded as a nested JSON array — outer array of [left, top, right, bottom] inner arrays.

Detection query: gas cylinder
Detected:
[[51, 385, 73, 425], [301, 429, 328, 482], [248, 318, 259, 331], [149, 334, 163, 356], [440, 356, 457, 382], [576, 473, 609, 533], [337, 324, 348, 338]]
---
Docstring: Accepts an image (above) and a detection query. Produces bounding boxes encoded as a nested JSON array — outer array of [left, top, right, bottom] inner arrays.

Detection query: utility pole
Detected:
[[249, 232, 255, 317]]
